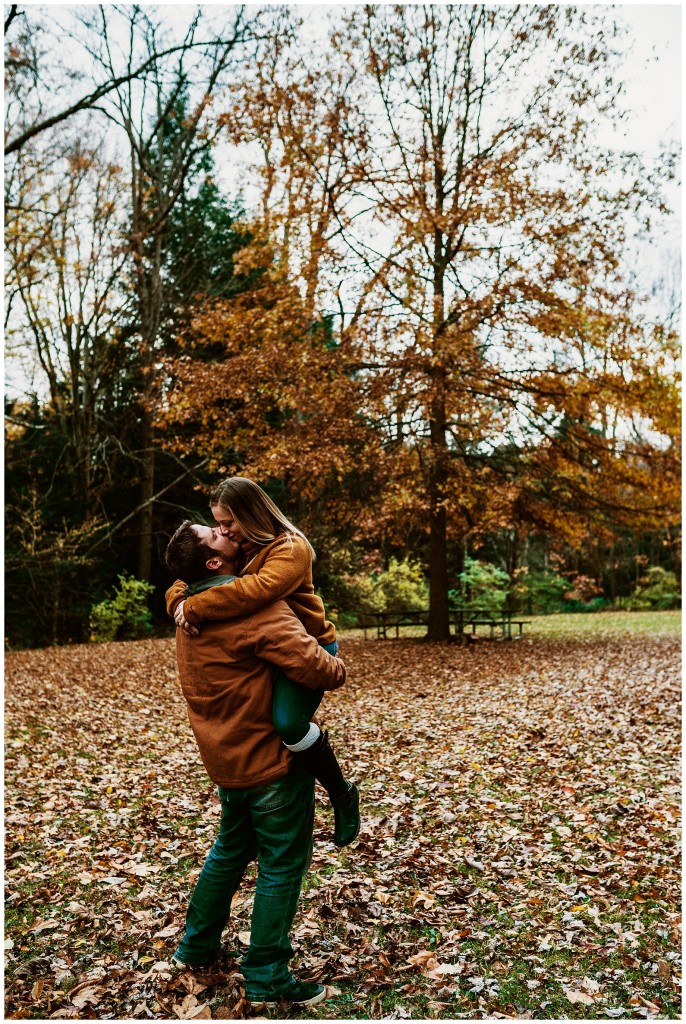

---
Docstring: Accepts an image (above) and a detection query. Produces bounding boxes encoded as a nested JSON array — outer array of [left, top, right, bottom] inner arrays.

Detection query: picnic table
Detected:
[[454, 608, 530, 640], [360, 607, 530, 640]]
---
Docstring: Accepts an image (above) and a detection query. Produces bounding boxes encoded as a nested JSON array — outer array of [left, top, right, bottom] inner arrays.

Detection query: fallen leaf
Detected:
[[464, 856, 485, 872], [412, 890, 437, 909], [406, 950, 435, 967], [153, 922, 181, 938], [189, 1006, 211, 1020], [29, 919, 61, 933], [563, 987, 594, 1005], [4, 629, 680, 1021], [70, 985, 106, 1009]]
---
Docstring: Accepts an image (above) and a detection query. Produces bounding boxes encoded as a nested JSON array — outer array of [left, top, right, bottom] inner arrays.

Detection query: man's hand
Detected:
[[174, 600, 199, 637]]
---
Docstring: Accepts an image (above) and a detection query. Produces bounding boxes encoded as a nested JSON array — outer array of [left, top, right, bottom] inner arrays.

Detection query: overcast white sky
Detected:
[[613, 4, 680, 152], [294, 2, 681, 156]]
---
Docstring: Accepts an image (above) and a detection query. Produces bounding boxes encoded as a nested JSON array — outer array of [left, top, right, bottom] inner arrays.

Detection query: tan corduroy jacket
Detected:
[[175, 597, 346, 788], [165, 534, 336, 645]]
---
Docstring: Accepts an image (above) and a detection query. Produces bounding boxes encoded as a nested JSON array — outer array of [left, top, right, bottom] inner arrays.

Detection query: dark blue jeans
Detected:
[[272, 640, 338, 745], [174, 766, 315, 998]]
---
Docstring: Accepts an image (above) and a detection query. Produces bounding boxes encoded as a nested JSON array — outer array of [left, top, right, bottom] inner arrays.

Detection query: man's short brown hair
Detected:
[[165, 520, 215, 582]]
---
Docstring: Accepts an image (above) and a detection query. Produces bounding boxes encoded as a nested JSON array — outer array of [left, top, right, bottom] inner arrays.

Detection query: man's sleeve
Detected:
[[165, 580, 187, 617], [249, 602, 346, 691], [183, 539, 310, 626]]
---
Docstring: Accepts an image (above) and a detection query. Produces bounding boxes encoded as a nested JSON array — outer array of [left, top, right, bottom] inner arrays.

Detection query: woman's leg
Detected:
[[272, 670, 323, 748], [271, 641, 339, 748], [271, 642, 360, 847]]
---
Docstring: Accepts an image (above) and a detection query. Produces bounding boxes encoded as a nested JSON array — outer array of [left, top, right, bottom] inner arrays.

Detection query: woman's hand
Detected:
[[174, 600, 199, 637]]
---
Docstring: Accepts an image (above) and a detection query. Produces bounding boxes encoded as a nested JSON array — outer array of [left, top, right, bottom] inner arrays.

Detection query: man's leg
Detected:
[[241, 767, 316, 1000], [174, 787, 255, 965]]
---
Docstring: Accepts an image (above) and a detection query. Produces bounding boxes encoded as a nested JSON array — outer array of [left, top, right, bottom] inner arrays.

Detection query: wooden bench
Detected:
[[457, 610, 531, 640], [359, 609, 530, 640], [360, 609, 429, 639]]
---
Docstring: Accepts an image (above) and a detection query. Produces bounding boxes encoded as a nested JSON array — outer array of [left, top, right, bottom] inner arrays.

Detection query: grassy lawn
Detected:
[[338, 609, 681, 642], [525, 610, 681, 639], [5, 612, 681, 1019]]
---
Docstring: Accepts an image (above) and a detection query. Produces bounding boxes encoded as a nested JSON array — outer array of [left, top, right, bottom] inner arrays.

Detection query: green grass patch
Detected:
[[337, 610, 681, 641]]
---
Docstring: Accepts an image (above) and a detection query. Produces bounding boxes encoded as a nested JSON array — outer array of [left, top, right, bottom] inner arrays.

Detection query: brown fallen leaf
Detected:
[[70, 985, 107, 1009], [406, 950, 435, 967], [464, 856, 484, 872], [28, 919, 61, 934], [178, 975, 209, 996], [173, 993, 202, 1018], [189, 1006, 211, 1020], [657, 960, 672, 981], [412, 890, 437, 909], [563, 987, 594, 1005], [154, 923, 181, 938]]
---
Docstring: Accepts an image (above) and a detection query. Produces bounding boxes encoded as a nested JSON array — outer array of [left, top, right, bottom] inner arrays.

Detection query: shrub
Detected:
[[374, 558, 429, 613], [511, 569, 568, 614], [90, 574, 155, 642], [624, 566, 680, 611], [328, 557, 428, 626], [332, 572, 387, 620], [450, 558, 510, 612], [562, 573, 605, 613], [563, 595, 607, 613]]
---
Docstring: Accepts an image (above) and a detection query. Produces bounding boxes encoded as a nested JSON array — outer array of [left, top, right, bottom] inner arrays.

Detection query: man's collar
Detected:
[[186, 574, 236, 597]]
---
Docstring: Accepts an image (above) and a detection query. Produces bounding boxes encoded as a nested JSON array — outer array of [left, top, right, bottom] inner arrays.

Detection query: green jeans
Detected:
[[272, 640, 338, 745], [174, 766, 315, 998]]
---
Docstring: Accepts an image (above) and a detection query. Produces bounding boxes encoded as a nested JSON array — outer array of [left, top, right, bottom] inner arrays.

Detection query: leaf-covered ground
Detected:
[[5, 614, 681, 1020]]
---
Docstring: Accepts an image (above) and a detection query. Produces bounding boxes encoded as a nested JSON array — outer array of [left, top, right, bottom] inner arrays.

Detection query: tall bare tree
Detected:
[[79, 4, 251, 579], [5, 139, 130, 509]]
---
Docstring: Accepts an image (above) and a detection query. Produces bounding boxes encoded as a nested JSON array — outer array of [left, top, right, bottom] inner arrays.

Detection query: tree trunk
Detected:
[[426, 205, 451, 640], [134, 224, 162, 582], [427, 470, 450, 639], [426, 368, 450, 639], [426, 349, 451, 638], [137, 412, 155, 581]]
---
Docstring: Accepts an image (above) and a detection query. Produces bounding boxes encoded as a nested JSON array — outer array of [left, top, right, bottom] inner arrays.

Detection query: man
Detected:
[[163, 520, 347, 1008]]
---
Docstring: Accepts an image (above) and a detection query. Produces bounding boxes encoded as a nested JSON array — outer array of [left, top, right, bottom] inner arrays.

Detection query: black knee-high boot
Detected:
[[292, 730, 360, 847]]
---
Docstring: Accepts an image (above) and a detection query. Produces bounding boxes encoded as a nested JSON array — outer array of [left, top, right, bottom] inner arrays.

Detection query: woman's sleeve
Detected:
[[165, 580, 187, 617], [183, 540, 310, 625]]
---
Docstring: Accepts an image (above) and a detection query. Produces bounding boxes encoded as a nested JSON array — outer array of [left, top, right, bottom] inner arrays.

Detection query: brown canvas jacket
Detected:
[[175, 597, 346, 788], [166, 534, 336, 645]]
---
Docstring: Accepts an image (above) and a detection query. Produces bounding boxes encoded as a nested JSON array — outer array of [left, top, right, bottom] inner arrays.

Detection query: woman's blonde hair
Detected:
[[209, 477, 315, 560]]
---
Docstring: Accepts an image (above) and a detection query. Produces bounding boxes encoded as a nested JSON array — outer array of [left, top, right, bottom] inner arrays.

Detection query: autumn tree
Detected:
[[156, 232, 382, 548], [158, 10, 385, 555], [218, 9, 372, 320], [3, 4, 244, 157], [321, 4, 679, 638], [4, 7, 256, 643]]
